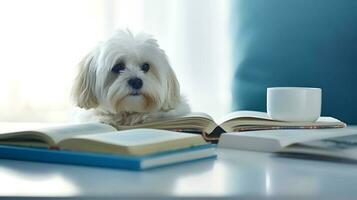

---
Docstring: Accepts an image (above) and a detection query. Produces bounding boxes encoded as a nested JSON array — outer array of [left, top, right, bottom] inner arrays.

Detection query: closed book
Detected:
[[0, 144, 216, 170], [218, 127, 357, 161]]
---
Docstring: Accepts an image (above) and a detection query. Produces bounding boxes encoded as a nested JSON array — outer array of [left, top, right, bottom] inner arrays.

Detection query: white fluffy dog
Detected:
[[72, 30, 190, 128]]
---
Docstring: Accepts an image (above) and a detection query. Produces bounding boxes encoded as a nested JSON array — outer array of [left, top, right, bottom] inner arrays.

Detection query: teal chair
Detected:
[[231, 0, 357, 124]]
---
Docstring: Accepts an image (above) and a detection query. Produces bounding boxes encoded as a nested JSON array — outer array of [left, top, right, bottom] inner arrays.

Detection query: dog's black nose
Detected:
[[128, 78, 143, 90]]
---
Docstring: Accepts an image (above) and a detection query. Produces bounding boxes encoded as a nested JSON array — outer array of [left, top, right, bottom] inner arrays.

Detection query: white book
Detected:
[[218, 127, 357, 161]]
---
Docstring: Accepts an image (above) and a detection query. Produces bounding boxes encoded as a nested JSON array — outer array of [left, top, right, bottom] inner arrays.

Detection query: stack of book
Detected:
[[0, 123, 216, 170]]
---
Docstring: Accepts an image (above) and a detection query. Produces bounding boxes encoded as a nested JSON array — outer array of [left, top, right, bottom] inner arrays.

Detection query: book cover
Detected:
[[0, 144, 216, 170]]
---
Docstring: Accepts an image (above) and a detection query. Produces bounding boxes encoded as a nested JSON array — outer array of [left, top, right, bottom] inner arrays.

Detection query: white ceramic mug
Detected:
[[267, 87, 322, 122]]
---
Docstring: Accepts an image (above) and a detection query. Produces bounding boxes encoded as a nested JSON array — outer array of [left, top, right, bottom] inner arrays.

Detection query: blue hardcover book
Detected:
[[0, 144, 216, 170], [0, 124, 216, 170]]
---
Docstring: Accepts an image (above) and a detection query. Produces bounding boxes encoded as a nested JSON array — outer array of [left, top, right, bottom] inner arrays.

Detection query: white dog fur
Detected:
[[72, 30, 190, 128]]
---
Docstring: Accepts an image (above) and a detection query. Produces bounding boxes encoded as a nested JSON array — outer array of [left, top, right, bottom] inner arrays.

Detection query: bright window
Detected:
[[0, 0, 232, 122]]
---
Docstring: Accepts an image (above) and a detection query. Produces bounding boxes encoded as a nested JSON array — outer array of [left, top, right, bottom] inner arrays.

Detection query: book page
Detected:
[[36, 122, 117, 144], [0, 123, 60, 146], [116, 112, 217, 133], [58, 128, 206, 156], [217, 111, 271, 125], [218, 111, 346, 132], [218, 110, 343, 125]]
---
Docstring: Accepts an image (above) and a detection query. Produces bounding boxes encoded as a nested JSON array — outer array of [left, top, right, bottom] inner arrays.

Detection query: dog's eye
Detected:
[[111, 63, 125, 73], [141, 63, 150, 73]]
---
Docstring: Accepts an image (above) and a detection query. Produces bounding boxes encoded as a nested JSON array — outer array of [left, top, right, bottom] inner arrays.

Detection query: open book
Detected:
[[114, 111, 346, 141], [218, 127, 357, 161], [0, 123, 216, 170], [0, 123, 207, 156]]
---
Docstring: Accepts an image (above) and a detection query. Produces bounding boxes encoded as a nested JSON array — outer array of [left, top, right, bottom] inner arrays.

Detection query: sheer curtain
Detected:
[[0, 0, 232, 122]]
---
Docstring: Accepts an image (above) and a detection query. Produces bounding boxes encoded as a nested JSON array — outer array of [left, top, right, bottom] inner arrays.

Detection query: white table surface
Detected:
[[1, 124, 357, 199]]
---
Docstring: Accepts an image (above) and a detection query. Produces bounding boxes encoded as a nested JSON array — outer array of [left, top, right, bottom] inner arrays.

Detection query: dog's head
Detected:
[[72, 30, 180, 114]]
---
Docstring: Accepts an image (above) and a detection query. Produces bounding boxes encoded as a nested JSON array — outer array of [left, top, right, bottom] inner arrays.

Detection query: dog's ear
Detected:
[[72, 49, 98, 109], [162, 66, 181, 111]]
